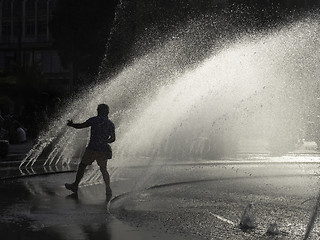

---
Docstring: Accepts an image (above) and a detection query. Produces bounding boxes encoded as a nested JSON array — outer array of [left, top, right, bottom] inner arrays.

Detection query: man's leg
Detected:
[[74, 162, 87, 185], [65, 150, 93, 194], [98, 160, 112, 202], [65, 163, 86, 194]]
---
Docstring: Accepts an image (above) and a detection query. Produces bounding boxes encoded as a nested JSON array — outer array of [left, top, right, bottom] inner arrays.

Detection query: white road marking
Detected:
[[208, 211, 235, 226]]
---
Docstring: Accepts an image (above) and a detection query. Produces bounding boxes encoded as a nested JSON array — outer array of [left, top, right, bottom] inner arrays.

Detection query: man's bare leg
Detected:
[[99, 164, 112, 202], [65, 163, 86, 194], [74, 163, 86, 185]]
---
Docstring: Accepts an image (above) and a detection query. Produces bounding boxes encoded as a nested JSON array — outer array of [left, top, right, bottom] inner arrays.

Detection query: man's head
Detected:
[[97, 104, 109, 116]]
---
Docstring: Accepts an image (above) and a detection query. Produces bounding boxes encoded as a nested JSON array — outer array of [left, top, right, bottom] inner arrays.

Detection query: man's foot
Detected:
[[65, 183, 78, 194]]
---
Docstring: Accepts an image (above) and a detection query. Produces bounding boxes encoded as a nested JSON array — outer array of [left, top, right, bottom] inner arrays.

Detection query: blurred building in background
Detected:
[[0, 0, 319, 116], [0, 0, 71, 114]]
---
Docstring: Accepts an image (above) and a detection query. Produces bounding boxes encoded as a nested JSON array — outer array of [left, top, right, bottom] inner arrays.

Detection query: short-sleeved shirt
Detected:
[[85, 116, 115, 153]]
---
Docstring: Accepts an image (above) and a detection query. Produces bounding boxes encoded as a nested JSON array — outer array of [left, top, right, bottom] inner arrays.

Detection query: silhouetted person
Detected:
[[10, 120, 26, 144], [65, 104, 115, 203]]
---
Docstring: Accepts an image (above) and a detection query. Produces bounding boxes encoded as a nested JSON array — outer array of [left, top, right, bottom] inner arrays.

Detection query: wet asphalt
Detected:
[[0, 171, 190, 240], [1, 155, 320, 240]]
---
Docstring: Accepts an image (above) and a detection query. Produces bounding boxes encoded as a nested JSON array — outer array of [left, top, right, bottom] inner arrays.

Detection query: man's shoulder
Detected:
[[107, 118, 114, 124], [106, 118, 115, 128], [85, 116, 99, 125], [89, 116, 114, 126]]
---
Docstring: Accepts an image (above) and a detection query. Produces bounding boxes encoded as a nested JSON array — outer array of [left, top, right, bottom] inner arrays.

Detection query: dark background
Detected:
[[0, 0, 319, 141]]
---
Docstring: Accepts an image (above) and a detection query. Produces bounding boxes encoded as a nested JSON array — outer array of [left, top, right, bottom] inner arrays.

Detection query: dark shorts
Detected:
[[81, 149, 109, 167]]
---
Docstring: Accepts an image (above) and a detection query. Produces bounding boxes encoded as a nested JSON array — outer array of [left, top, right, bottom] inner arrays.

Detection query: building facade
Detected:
[[0, 0, 71, 95]]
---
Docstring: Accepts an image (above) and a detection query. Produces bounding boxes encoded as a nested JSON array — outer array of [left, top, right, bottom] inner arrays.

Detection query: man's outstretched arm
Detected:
[[67, 120, 90, 129]]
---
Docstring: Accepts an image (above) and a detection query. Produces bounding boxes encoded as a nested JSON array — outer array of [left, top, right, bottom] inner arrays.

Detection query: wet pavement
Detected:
[[2, 141, 320, 239], [1, 155, 320, 239], [110, 156, 320, 240], [0, 172, 192, 240]]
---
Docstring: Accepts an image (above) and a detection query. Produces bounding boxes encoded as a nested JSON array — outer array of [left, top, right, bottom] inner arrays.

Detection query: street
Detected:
[[1, 150, 320, 239]]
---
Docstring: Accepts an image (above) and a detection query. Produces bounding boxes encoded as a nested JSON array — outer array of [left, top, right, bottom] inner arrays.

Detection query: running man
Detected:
[[65, 104, 115, 203]]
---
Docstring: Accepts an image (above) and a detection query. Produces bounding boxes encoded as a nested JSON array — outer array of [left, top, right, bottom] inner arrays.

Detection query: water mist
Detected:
[[20, 15, 320, 190]]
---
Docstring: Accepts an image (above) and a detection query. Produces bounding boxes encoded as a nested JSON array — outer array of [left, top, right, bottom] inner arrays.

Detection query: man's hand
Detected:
[[107, 131, 116, 143], [67, 119, 74, 127]]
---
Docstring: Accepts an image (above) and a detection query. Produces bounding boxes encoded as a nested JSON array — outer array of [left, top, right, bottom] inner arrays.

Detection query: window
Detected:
[[26, 21, 35, 37], [2, 23, 11, 36], [23, 51, 33, 66], [2, 23, 11, 41], [25, 0, 36, 17], [37, 21, 47, 36], [12, 0, 23, 18], [13, 21, 22, 37], [34, 51, 43, 66], [37, 0, 47, 16], [2, 0, 11, 18]]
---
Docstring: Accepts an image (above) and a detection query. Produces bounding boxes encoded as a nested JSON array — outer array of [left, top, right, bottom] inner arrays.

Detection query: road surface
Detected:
[[1, 152, 320, 239]]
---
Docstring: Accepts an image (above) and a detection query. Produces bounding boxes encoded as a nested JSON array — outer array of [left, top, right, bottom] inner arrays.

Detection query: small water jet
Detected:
[[240, 203, 256, 230], [266, 222, 280, 235]]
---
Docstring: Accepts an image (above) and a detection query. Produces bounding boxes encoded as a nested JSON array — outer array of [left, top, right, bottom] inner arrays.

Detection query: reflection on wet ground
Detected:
[[0, 173, 108, 240], [0, 171, 192, 240], [0, 222, 112, 240], [0, 161, 77, 180], [1, 156, 320, 239]]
